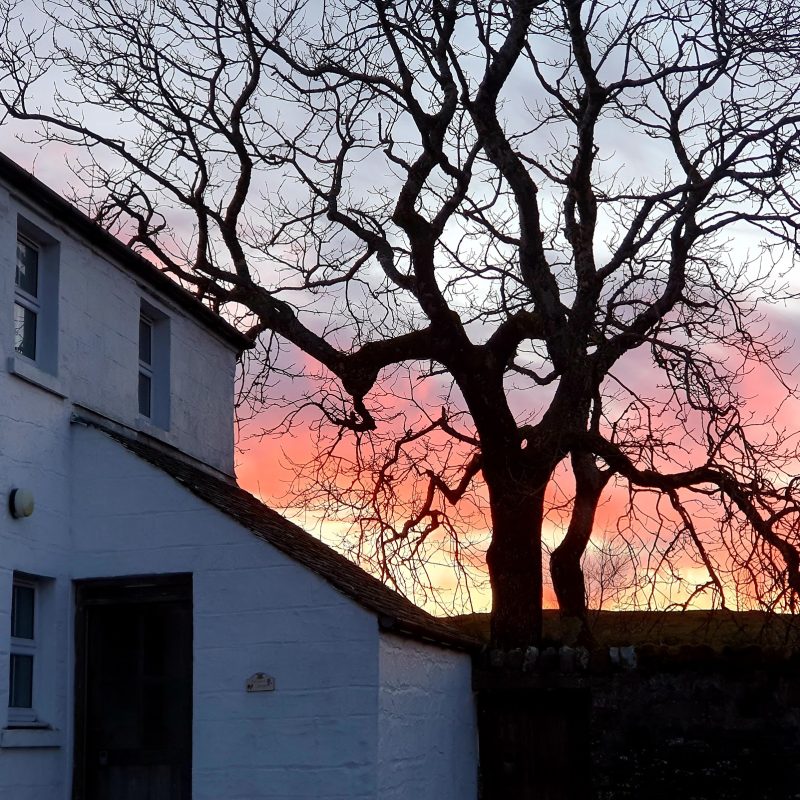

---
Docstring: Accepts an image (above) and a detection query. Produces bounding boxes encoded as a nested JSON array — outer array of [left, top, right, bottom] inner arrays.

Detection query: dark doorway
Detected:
[[74, 575, 192, 800]]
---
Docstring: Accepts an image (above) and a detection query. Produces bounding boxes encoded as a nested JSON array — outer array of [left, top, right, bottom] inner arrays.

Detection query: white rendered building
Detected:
[[0, 152, 478, 800]]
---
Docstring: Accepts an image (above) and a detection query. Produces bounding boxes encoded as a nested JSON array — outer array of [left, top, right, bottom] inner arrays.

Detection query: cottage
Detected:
[[0, 152, 478, 799]]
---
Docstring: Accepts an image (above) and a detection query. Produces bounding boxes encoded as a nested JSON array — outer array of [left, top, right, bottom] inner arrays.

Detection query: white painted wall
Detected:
[[69, 426, 381, 799], [0, 419, 479, 800], [0, 170, 241, 794], [378, 634, 478, 800], [0, 321, 75, 795], [0, 181, 238, 474]]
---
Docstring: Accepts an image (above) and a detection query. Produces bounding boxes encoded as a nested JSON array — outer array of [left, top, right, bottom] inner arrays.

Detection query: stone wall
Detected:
[[476, 645, 800, 799], [591, 646, 800, 800]]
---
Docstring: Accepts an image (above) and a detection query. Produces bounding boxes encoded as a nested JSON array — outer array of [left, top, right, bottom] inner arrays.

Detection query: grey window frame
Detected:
[[13, 236, 41, 362], [137, 299, 171, 429], [8, 576, 38, 725], [138, 313, 154, 418]]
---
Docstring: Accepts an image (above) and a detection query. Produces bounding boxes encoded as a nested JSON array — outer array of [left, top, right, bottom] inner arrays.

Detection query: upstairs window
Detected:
[[10, 220, 60, 379], [14, 237, 39, 361], [137, 300, 170, 428], [138, 313, 154, 418]]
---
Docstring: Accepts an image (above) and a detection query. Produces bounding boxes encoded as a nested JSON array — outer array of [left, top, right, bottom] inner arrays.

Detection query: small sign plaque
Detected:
[[246, 673, 275, 693]]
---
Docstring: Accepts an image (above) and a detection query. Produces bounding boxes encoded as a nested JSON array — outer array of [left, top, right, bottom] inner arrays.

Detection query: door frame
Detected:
[[72, 574, 193, 800]]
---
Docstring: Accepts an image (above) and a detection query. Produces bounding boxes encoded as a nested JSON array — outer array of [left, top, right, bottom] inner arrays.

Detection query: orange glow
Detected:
[[236, 330, 800, 617]]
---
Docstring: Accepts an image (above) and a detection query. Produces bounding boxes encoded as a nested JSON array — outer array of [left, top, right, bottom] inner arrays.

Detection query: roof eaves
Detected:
[[378, 614, 483, 653]]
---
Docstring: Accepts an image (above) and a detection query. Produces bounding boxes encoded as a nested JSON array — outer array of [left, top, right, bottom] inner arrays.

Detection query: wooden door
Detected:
[[74, 576, 192, 800]]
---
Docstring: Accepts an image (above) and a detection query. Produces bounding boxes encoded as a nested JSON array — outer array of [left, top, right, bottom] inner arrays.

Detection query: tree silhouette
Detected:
[[3, 0, 800, 647]]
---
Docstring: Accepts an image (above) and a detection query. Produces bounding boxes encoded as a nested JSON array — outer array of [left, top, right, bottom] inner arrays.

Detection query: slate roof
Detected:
[[96, 423, 480, 652], [0, 152, 252, 354]]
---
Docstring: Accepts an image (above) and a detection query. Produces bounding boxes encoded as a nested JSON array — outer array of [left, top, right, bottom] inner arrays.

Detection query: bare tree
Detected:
[[3, 0, 800, 648]]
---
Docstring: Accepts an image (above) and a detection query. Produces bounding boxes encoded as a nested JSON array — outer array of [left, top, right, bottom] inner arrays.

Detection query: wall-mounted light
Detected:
[[9, 489, 34, 519]]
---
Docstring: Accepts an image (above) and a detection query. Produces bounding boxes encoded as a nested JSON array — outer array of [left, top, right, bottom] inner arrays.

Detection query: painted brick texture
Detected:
[[378, 634, 477, 799]]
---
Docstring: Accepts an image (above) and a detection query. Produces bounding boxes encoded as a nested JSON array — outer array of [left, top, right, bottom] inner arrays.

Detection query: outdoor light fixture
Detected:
[[9, 489, 34, 519]]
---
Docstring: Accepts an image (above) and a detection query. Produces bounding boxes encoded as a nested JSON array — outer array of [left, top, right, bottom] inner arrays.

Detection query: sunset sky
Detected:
[[5, 125, 800, 616], [4, 6, 800, 619]]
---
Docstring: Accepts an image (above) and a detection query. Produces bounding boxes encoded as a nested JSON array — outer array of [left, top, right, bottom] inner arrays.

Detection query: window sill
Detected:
[[1, 726, 62, 748], [7, 357, 65, 399], [136, 414, 170, 435]]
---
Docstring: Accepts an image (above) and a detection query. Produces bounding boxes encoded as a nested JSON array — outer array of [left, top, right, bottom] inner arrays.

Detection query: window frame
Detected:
[[137, 299, 171, 429], [8, 576, 39, 725], [9, 217, 61, 381], [138, 312, 154, 418], [13, 235, 41, 362]]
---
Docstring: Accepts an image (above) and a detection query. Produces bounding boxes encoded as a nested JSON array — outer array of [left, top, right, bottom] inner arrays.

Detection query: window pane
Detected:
[[14, 303, 37, 360], [139, 316, 152, 365], [9, 654, 33, 708], [139, 371, 152, 417], [15, 239, 39, 297], [11, 585, 34, 639]]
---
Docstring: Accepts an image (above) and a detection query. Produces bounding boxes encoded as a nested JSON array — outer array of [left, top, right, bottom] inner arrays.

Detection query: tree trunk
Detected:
[[550, 452, 609, 643], [485, 474, 547, 649]]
